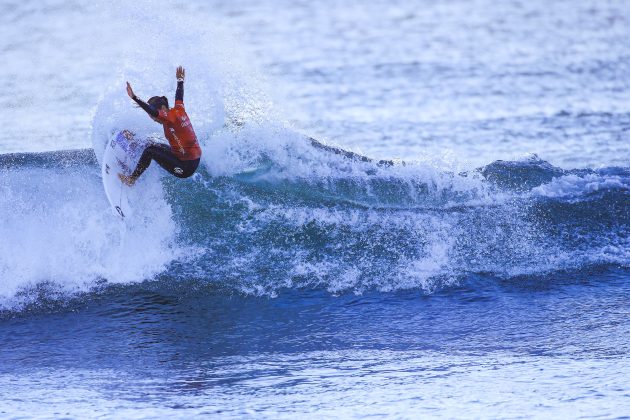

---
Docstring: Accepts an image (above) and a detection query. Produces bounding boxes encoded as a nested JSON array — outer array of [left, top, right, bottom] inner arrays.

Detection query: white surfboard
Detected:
[[101, 130, 146, 219]]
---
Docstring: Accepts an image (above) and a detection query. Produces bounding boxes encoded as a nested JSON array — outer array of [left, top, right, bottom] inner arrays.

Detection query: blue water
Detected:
[[1, 0, 629, 418]]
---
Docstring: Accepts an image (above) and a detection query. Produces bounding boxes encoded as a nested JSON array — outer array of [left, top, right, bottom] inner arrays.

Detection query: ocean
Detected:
[[0, 0, 628, 418]]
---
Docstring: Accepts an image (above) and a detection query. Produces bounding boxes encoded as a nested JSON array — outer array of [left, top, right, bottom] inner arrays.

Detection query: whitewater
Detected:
[[0, 0, 629, 418]]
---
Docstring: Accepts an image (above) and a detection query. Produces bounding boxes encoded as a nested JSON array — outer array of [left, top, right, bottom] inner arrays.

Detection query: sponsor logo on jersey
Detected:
[[180, 115, 191, 128]]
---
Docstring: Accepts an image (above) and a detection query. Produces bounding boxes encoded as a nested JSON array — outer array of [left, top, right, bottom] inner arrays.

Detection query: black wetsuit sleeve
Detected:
[[175, 80, 184, 102], [133, 96, 159, 118]]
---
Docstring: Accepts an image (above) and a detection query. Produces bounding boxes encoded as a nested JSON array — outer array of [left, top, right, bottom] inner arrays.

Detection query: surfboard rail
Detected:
[[101, 130, 141, 219]]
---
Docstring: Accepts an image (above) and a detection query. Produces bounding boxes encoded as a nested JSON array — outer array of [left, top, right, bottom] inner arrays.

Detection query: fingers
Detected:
[[126, 82, 135, 98], [176, 66, 186, 80]]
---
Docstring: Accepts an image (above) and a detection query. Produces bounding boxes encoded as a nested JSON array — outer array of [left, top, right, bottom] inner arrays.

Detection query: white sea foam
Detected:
[[0, 165, 184, 310], [531, 173, 627, 199]]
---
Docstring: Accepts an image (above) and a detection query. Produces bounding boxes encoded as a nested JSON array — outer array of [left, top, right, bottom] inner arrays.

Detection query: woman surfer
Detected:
[[120, 66, 202, 186]]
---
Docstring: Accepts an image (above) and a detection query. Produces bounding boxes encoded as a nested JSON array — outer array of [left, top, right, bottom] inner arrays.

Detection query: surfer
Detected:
[[120, 66, 202, 186]]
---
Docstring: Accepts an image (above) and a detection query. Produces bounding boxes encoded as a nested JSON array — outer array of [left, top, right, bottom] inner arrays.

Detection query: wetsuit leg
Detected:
[[131, 144, 200, 179]]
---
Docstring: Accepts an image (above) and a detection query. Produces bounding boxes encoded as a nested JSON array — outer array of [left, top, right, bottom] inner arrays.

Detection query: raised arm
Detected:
[[175, 66, 185, 102], [126, 81, 159, 118]]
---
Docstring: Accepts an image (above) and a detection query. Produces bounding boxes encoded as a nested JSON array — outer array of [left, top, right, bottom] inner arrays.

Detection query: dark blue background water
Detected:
[[1, 267, 629, 417]]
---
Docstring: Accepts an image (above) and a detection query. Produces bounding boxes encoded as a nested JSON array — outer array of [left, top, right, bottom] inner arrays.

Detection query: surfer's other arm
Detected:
[[175, 65, 185, 102], [126, 82, 159, 118]]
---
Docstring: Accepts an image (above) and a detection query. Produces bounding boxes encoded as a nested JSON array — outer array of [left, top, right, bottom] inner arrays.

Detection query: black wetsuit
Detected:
[[130, 80, 200, 179], [131, 143, 199, 178]]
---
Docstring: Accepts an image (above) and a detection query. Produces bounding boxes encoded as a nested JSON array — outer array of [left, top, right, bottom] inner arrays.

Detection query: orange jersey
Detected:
[[157, 100, 202, 160]]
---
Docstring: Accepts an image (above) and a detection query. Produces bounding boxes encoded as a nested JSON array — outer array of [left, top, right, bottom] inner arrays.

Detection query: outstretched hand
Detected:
[[126, 82, 135, 99], [176, 66, 185, 81]]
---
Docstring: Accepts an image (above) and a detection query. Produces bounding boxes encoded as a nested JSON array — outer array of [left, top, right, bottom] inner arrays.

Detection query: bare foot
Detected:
[[118, 173, 136, 186]]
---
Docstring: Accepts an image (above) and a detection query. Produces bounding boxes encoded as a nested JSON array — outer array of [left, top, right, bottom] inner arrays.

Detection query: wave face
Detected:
[[1, 144, 627, 308]]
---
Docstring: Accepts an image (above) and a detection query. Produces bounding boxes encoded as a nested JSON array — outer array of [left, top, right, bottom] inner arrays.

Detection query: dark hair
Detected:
[[148, 96, 169, 110]]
